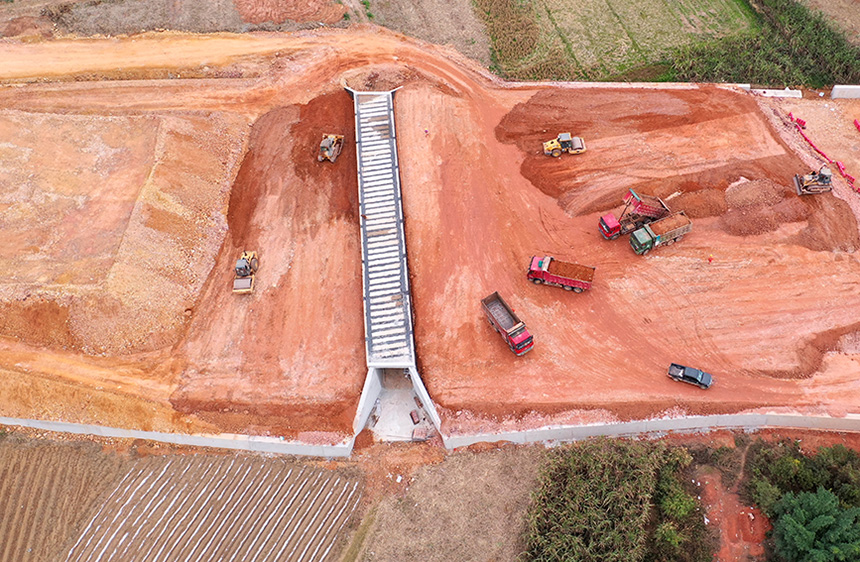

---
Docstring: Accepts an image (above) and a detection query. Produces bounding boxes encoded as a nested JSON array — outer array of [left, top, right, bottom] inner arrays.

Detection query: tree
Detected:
[[772, 488, 860, 562]]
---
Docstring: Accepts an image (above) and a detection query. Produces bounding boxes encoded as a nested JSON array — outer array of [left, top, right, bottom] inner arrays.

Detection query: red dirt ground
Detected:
[[0, 29, 860, 444]]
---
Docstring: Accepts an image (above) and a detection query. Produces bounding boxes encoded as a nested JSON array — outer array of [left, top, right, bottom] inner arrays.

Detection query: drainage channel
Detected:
[[346, 87, 441, 444]]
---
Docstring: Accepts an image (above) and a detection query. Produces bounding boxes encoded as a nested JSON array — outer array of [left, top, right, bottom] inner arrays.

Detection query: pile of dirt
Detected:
[[792, 196, 860, 252], [725, 178, 786, 208], [494, 87, 804, 218], [174, 91, 364, 437], [670, 188, 727, 218], [720, 197, 809, 237]]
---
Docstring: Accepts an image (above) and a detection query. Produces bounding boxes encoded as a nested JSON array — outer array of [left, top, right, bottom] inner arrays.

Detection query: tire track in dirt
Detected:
[[63, 456, 362, 562]]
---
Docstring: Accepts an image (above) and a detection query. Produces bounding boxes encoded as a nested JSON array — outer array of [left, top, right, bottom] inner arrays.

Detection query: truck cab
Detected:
[[507, 325, 534, 356], [630, 228, 654, 255], [598, 213, 622, 239]]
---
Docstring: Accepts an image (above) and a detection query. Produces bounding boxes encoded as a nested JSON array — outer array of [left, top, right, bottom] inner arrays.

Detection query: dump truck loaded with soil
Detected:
[[527, 255, 595, 293], [630, 212, 692, 255], [599, 189, 671, 240]]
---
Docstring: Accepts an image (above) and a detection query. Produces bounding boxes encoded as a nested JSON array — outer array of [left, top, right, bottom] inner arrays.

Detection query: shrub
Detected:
[[772, 488, 860, 562]]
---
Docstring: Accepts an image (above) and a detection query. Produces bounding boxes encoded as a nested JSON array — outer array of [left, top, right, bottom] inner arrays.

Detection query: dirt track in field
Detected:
[[0, 438, 130, 562], [65, 456, 361, 562], [0, 28, 860, 439]]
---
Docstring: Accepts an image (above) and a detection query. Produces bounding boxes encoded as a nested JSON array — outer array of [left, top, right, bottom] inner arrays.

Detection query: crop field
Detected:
[[0, 439, 130, 562], [474, 0, 757, 79], [64, 456, 362, 562]]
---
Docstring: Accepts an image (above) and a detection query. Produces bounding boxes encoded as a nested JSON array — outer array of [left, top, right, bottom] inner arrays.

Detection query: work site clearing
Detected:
[[1, 26, 860, 449]]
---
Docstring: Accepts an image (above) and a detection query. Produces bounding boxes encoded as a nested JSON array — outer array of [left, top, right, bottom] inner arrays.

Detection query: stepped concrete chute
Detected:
[[347, 87, 441, 434]]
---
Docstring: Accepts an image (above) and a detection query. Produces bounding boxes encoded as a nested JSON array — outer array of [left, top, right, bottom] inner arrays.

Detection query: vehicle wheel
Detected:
[[532, 278, 542, 285], [551, 149, 561, 158], [563, 285, 573, 291], [642, 249, 650, 256], [250, 258, 259, 272], [573, 287, 583, 293], [610, 234, 620, 241], [675, 235, 684, 242], [665, 238, 674, 246]]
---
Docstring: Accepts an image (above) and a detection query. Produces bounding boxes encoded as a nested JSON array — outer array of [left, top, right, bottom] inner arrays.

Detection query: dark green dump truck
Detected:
[[630, 211, 692, 255]]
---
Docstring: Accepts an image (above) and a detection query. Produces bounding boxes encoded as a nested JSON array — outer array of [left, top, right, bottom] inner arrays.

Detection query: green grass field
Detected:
[[477, 0, 757, 80]]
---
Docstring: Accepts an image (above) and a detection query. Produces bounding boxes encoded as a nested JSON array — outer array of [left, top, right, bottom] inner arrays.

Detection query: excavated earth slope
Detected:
[[1, 28, 859, 440]]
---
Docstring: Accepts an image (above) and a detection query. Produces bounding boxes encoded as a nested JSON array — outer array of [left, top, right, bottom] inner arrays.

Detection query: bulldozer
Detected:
[[232, 251, 259, 294], [318, 134, 345, 163], [543, 132, 586, 157], [793, 165, 832, 196]]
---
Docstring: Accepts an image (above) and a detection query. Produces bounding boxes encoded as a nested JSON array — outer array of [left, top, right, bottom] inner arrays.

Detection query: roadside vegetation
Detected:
[[742, 438, 860, 560], [670, 0, 860, 87], [473, 0, 860, 87], [524, 438, 716, 562]]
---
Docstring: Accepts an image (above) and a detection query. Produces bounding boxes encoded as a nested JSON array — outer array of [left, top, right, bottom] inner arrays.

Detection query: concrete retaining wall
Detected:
[[832, 85, 860, 99], [750, 88, 802, 98], [441, 413, 860, 449], [0, 417, 355, 458], [352, 368, 382, 433]]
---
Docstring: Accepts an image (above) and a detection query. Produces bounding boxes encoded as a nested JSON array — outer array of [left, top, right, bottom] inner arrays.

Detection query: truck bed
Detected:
[[481, 293, 517, 331], [649, 211, 691, 237], [547, 259, 596, 282], [631, 193, 668, 218]]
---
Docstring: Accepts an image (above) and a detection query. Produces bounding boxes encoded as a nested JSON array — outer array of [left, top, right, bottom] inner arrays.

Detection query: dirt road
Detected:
[[1, 28, 859, 439]]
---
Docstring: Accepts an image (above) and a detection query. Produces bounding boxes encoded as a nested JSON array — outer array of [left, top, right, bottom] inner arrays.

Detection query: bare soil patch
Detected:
[[172, 90, 365, 439], [369, 0, 492, 66], [349, 445, 543, 561]]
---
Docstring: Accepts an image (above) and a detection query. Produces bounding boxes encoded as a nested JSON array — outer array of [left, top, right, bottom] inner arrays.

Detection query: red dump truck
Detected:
[[527, 256, 595, 293], [630, 211, 692, 255], [599, 189, 670, 240], [481, 292, 534, 356]]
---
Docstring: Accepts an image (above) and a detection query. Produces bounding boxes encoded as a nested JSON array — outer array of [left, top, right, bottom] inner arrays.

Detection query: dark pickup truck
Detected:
[[667, 363, 713, 389]]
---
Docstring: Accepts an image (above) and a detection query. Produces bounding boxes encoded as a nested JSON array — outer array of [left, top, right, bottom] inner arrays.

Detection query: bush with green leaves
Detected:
[[772, 488, 860, 562]]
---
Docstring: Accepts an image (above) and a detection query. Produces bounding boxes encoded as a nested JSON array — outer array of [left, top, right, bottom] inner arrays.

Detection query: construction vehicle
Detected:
[[793, 165, 832, 196], [481, 291, 534, 356], [599, 189, 671, 240], [318, 134, 344, 163], [527, 256, 595, 293], [232, 251, 259, 294], [543, 132, 586, 157], [630, 211, 692, 255], [668, 363, 713, 389]]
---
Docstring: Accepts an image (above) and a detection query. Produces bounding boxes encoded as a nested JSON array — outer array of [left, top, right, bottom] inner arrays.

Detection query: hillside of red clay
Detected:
[[0, 28, 859, 442]]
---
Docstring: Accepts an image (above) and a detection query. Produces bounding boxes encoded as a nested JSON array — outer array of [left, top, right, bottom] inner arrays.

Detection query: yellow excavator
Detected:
[[543, 132, 586, 157], [318, 134, 345, 163], [793, 165, 832, 196], [232, 251, 259, 294]]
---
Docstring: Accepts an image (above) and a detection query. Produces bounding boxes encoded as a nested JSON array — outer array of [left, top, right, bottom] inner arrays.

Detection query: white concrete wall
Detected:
[[0, 417, 355, 458], [352, 368, 382, 433], [832, 85, 860, 99], [409, 366, 442, 429], [441, 413, 860, 449]]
